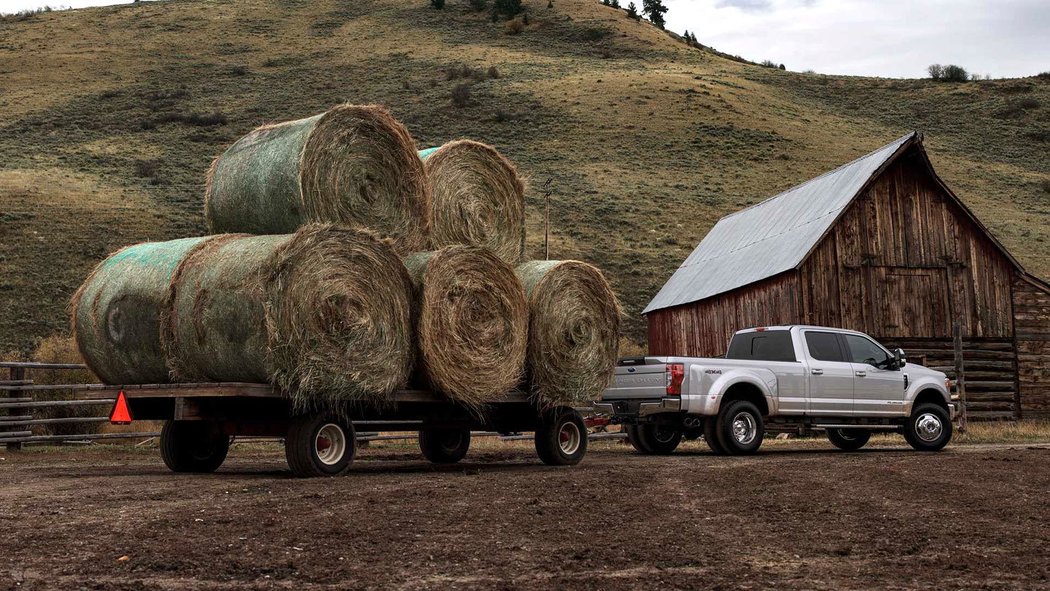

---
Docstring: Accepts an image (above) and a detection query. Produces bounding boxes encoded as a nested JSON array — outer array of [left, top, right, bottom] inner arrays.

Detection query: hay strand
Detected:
[[161, 224, 415, 408], [516, 260, 622, 405], [70, 237, 210, 384], [404, 246, 528, 408], [205, 104, 430, 254], [421, 140, 526, 263]]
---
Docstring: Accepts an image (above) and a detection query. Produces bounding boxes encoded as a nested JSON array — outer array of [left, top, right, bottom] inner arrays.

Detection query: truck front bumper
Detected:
[[594, 397, 681, 420], [948, 402, 957, 421]]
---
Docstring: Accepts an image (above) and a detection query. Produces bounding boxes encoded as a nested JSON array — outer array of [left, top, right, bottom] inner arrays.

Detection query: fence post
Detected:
[[953, 322, 967, 434], [5, 366, 26, 451]]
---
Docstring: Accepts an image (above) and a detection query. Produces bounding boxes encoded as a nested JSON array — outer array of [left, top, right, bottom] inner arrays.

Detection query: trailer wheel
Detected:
[[285, 414, 356, 477], [160, 420, 230, 474], [419, 428, 471, 464], [714, 400, 764, 455], [535, 408, 587, 466], [827, 428, 871, 451]]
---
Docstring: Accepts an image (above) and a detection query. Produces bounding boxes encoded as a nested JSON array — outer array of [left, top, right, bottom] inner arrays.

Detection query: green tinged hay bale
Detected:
[[421, 140, 526, 264], [403, 246, 528, 408], [516, 260, 622, 404], [70, 237, 209, 384], [162, 225, 415, 408], [205, 104, 431, 254]]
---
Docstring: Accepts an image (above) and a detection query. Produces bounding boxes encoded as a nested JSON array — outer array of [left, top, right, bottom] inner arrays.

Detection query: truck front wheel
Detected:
[[827, 428, 871, 451], [715, 400, 764, 455], [419, 428, 471, 464], [903, 403, 952, 452]]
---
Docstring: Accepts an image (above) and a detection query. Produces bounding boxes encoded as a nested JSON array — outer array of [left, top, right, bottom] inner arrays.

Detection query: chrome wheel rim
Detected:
[[732, 412, 757, 445], [315, 423, 347, 466], [558, 422, 581, 456], [915, 413, 943, 442]]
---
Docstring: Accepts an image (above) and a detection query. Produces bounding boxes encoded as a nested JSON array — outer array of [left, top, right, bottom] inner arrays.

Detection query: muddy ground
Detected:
[[1, 440, 1048, 590]]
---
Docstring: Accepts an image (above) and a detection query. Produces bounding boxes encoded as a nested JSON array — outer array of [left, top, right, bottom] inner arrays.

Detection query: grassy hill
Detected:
[[1, 0, 1047, 353]]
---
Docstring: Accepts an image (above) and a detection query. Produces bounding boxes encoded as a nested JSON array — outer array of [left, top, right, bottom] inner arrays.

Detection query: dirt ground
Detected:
[[1, 439, 1048, 590]]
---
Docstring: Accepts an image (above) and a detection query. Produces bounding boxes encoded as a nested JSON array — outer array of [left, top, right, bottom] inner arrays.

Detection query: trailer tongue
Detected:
[[87, 383, 588, 477]]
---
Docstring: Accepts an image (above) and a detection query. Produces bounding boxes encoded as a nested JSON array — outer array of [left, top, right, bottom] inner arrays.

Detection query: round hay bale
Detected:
[[205, 104, 430, 254], [403, 246, 528, 408], [420, 140, 526, 264], [71, 237, 210, 384], [515, 260, 622, 405], [162, 224, 415, 408]]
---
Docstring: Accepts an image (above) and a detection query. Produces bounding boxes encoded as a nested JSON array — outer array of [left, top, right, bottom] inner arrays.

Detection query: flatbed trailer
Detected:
[[83, 383, 588, 477]]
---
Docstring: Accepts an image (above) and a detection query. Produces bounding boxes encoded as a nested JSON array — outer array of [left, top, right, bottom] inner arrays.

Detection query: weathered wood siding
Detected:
[[799, 155, 1014, 338], [647, 272, 801, 357], [1014, 276, 1050, 417]]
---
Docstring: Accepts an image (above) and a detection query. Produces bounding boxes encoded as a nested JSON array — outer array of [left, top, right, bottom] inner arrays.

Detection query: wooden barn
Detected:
[[644, 132, 1050, 419]]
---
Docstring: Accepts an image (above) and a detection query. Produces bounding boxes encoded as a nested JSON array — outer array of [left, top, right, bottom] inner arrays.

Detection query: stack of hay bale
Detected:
[[72, 104, 621, 411]]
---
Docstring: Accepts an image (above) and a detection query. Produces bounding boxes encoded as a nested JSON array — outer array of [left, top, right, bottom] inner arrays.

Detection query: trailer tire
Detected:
[[634, 424, 682, 455], [827, 428, 871, 451], [419, 428, 471, 464], [903, 403, 952, 452], [703, 417, 727, 455], [535, 408, 587, 466], [715, 400, 764, 455], [160, 420, 229, 473], [285, 414, 356, 477]]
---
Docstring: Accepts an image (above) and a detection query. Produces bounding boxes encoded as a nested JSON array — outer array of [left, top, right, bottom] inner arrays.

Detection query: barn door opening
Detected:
[[869, 267, 951, 338]]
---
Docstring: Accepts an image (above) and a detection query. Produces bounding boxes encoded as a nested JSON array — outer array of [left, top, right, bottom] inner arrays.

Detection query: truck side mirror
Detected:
[[894, 348, 906, 370]]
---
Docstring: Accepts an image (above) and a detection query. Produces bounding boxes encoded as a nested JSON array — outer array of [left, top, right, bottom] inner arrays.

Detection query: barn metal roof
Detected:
[[643, 132, 918, 314]]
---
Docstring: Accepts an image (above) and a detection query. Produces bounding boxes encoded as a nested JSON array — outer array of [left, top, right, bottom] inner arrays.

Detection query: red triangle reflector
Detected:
[[110, 391, 132, 424]]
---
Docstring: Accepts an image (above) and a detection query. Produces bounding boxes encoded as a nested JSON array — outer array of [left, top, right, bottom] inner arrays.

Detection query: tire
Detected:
[[715, 400, 764, 455], [634, 424, 683, 455], [903, 403, 952, 452], [160, 420, 230, 473], [285, 414, 356, 477], [535, 408, 588, 466], [419, 428, 471, 464], [625, 424, 651, 454], [827, 428, 871, 451], [703, 417, 727, 455]]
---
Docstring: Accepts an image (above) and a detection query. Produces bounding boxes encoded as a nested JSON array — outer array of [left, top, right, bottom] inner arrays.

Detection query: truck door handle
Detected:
[[855, 371, 867, 377], [811, 369, 823, 375]]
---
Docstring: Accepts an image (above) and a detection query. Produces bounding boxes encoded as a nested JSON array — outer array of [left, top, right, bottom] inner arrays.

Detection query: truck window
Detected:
[[726, 331, 796, 362], [843, 334, 892, 367], [805, 331, 845, 362]]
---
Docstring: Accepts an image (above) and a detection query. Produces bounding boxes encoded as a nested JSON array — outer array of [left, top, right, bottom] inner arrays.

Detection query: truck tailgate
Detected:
[[603, 363, 666, 399]]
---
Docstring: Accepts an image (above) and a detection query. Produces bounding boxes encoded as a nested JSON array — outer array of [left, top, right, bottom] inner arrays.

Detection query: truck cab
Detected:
[[595, 326, 955, 455]]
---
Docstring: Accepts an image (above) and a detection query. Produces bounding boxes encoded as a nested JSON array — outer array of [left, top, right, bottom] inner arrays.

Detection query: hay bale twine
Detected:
[[420, 140, 526, 263], [162, 225, 415, 408], [516, 260, 622, 405], [205, 104, 430, 254], [403, 246, 528, 408], [71, 237, 209, 384]]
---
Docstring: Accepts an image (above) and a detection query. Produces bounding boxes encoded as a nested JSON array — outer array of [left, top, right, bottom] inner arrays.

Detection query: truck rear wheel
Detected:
[[633, 424, 682, 455], [419, 428, 471, 464], [903, 403, 952, 452], [703, 417, 727, 455], [625, 424, 650, 454], [285, 414, 356, 477], [715, 400, 764, 455], [535, 408, 587, 466], [827, 428, 871, 451], [160, 420, 230, 473]]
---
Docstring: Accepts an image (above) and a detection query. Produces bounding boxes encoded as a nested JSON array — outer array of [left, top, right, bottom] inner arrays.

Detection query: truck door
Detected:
[[802, 330, 854, 415], [842, 334, 906, 417]]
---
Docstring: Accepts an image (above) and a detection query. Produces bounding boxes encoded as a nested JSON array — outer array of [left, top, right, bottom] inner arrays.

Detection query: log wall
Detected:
[[1014, 276, 1050, 417]]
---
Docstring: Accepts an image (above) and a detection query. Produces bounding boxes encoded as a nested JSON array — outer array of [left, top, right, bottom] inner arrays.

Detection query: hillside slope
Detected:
[[1, 0, 1047, 352]]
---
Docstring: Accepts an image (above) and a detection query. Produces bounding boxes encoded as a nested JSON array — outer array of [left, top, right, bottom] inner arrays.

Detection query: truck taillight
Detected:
[[666, 363, 685, 396]]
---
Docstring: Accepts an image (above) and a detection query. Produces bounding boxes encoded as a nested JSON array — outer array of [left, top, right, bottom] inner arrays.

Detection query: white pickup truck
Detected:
[[595, 325, 955, 455]]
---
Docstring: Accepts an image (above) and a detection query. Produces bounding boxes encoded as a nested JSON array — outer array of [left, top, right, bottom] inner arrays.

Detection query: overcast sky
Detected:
[[1, 0, 1046, 78], [662, 0, 1049, 78]]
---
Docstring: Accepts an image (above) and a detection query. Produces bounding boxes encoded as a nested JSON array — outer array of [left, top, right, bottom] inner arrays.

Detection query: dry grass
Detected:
[[0, 0, 1047, 352]]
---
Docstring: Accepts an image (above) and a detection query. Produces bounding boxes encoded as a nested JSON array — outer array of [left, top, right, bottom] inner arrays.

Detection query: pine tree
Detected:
[[626, 1, 640, 20], [611, 0, 621, 7], [642, 0, 667, 29]]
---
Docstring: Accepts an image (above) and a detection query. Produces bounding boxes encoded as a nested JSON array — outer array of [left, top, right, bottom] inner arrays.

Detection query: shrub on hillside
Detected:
[[504, 16, 524, 35], [451, 83, 472, 107], [493, 0, 522, 19], [431, 0, 445, 8], [469, 0, 487, 12], [928, 64, 969, 82]]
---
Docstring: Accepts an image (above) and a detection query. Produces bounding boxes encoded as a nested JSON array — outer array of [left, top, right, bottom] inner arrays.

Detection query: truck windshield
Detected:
[[726, 331, 796, 362]]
